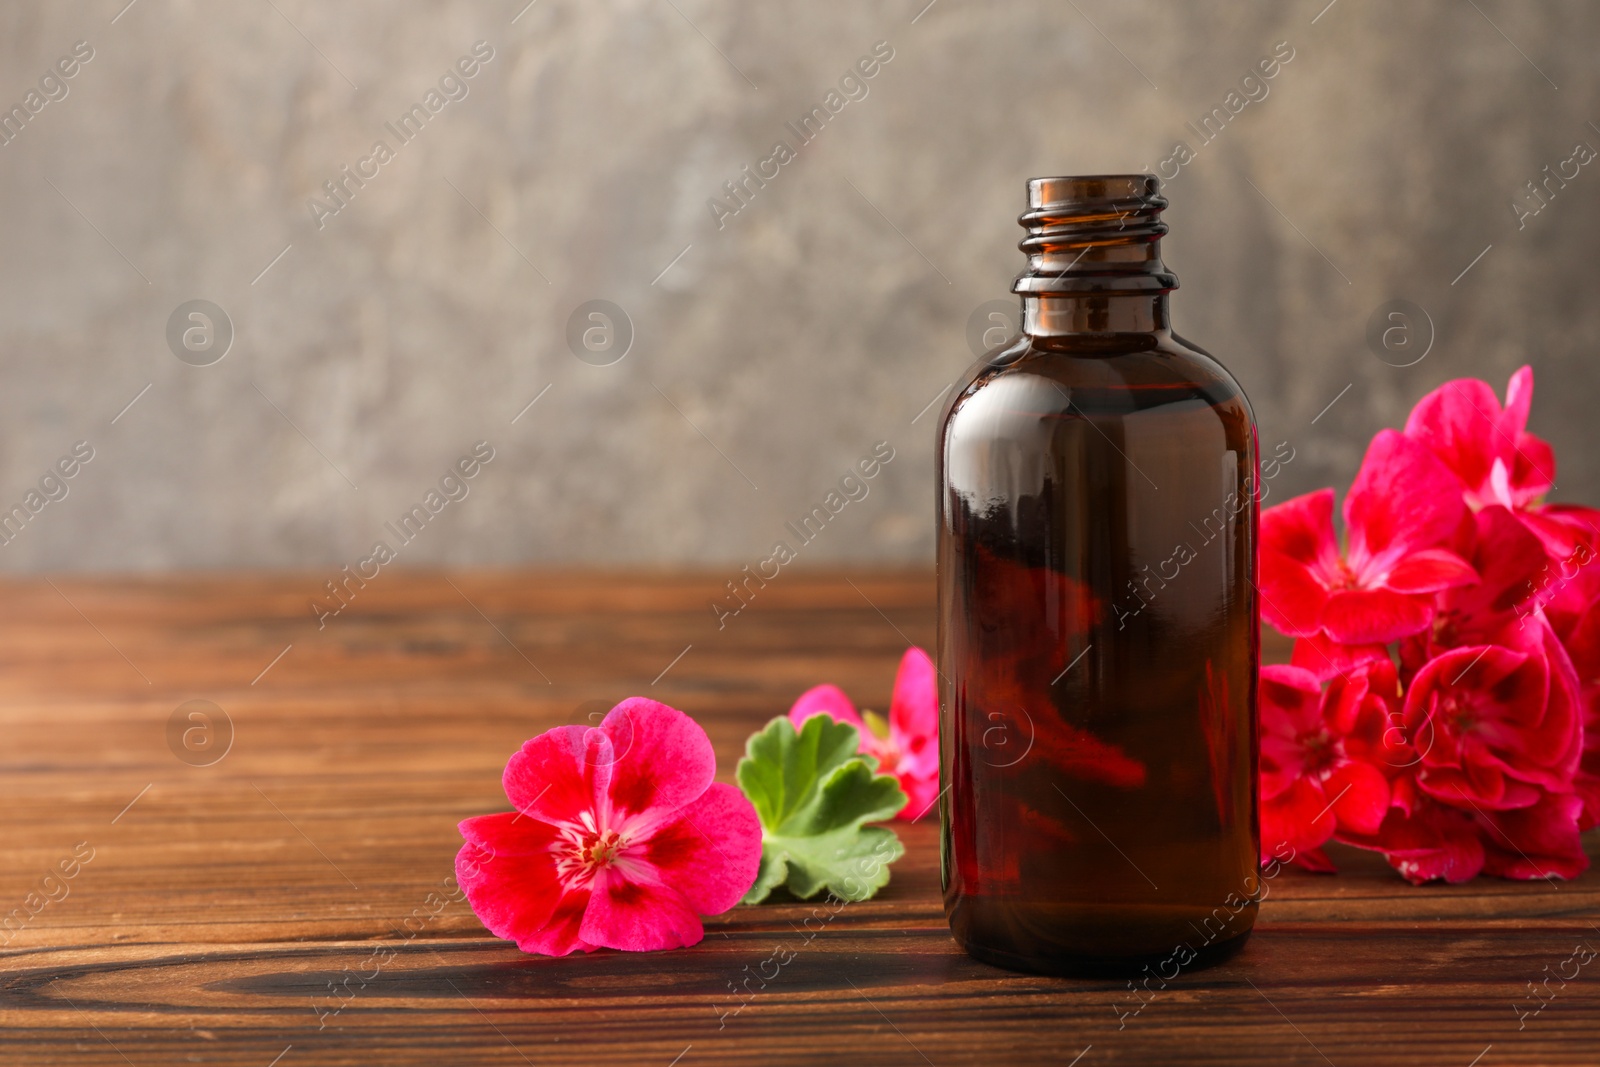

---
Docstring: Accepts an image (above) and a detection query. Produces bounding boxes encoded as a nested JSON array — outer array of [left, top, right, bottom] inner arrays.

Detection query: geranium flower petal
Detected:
[[455, 815, 595, 956], [887, 647, 941, 810], [788, 684, 863, 728], [1452, 758, 1512, 807], [1531, 623, 1585, 779], [1509, 434, 1557, 503], [1323, 664, 1369, 734], [1260, 663, 1324, 789], [1261, 777, 1335, 857], [896, 771, 942, 821], [1520, 505, 1598, 561], [1543, 537, 1600, 642], [1403, 377, 1503, 495], [896, 729, 940, 787], [1501, 365, 1534, 436], [1261, 663, 1324, 700], [1288, 632, 1390, 682], [580, 870, 705, 952], [1478, 791, 1589, 880], [1345, 430, 1467, 567], [1500, 369, 1554, 499], [1354, 800, 1485, 885], [633, 782, 762, 916], [504, 726, 613, 827], [1321, 587, 1434, 644], [1383, 548, 1478, 594], [528, 887, 596, 956], [1406, 644, 1526, 708], [458, 810, 549, 857], [888, 647, 938, 747], [1326, 761, 1390, 836], [1260, 551, 1332, 637], [1575, 768, 1600, 833], [1289, 846, 1338, 873], [1439, 505, 1546, 625], [1261, 488, 1338, 566], [1539, 504, 1600, 557], [601, 698, 716, 827]]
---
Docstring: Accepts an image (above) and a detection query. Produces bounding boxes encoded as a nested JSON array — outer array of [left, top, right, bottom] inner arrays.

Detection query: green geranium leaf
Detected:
[[737, 715, 907, 904]]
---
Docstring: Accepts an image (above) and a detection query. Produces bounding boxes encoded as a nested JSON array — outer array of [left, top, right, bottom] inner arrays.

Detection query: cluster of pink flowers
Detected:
[[1260, 367, 1598, 882]]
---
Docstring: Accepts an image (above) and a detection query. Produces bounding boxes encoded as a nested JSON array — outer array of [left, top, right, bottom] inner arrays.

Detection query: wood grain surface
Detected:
[[0, 571, 1595, 1066]]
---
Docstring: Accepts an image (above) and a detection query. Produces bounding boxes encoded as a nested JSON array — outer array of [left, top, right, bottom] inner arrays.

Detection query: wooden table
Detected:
[[0, 572, 1594, 1066]]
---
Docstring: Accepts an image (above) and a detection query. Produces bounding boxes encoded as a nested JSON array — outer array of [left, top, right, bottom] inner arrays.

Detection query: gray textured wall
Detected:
[[0, 0, 1595, 572]]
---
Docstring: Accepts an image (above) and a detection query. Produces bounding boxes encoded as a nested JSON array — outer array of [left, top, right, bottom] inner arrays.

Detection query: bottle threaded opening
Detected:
[[1014, 173, 1178, 294]]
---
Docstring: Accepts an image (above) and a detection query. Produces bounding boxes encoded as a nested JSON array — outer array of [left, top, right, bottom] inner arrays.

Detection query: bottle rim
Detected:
[[1016, 174, 1177, 294]]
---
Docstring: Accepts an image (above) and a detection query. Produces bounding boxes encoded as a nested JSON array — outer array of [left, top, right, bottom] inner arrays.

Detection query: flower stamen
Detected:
[[553, 827, 627, 887]]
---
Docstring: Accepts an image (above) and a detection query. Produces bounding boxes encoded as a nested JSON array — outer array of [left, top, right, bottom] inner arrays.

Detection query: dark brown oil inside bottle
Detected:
[[936, 175, 1259, 977]]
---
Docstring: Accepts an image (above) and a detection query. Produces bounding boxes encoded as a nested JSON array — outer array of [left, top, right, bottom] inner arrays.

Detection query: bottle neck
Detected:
[[1012, 175, 1178, 340], [1022, 292, 1170, 337]]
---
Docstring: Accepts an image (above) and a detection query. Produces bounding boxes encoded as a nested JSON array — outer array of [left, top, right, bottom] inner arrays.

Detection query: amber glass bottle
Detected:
[[936, 175, 1259, 976]]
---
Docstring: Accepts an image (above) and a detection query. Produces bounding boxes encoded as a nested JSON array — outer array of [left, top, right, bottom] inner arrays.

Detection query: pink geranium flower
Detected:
[[1259, 663, 1393, 870], [456, 698, 761, 955], [1405, 366, 1553, 512], [1261, 429, 1478, 645], [1403, 365, 1600, 559], [1401, 638, 1582, 811], [788, 647, 939, 819]]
